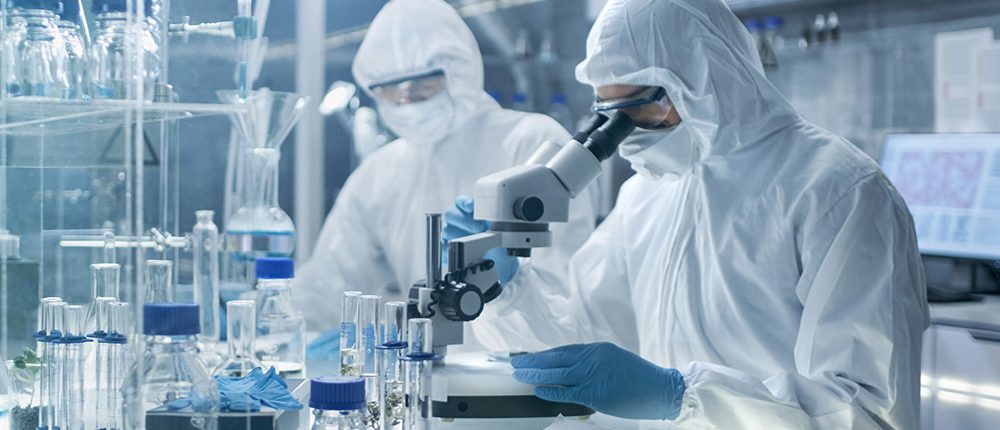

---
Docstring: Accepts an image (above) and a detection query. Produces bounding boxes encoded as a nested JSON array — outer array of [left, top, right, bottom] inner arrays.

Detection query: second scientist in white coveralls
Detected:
[[448, 0, 930, 427], [294, 0, 598, 349]]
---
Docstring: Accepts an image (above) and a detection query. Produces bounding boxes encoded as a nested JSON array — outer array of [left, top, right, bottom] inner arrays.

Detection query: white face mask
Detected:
[[379, 92, 456, 143], [618, 122, 701, 181]]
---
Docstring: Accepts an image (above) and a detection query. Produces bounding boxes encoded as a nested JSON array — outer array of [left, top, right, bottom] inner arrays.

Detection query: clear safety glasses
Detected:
[[591, 86, 675, 130], [369, 69, 448, 106]]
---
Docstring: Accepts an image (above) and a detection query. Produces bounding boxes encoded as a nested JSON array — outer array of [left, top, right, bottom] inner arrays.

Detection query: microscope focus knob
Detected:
[[438, 281, 485, 322], [513, 196, 544, 221]]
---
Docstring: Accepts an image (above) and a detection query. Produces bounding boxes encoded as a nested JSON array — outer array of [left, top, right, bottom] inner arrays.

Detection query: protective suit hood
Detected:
[[576, 0, 800, 159], [352, 0, 494, 143]]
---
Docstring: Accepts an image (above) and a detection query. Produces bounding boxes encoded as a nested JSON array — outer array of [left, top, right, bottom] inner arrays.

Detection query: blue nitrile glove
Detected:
[[442, 195, 519, 284], [512, 342, 686, 420], [307, 328, 341, 363], [215, 367, 303, 412]]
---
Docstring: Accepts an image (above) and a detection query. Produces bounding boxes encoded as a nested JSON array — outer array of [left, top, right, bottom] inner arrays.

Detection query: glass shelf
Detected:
[[0, 98, 247, 136]]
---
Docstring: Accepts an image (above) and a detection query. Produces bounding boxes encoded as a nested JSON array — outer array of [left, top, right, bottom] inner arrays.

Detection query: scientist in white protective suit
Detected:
[[445, 0, 930, 427], [294, 0, 599, 351]]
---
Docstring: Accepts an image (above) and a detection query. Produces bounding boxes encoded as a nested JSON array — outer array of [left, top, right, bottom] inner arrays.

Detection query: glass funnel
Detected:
[[217, 89, 306, 262]]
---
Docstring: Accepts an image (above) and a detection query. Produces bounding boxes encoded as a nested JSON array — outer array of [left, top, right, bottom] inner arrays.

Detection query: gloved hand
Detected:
[[512, 342, 686, 420], [307, 328, 341, 364], [443, 195, 519, 284]]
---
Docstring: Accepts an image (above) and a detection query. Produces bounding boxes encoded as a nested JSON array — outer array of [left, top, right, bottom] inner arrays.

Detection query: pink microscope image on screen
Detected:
[[895, 150, 985, 209]]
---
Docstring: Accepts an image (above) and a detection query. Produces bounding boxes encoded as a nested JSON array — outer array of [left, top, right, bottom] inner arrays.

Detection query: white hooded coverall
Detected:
[[294, 0, 599, 348], [471, 0, 930, 428]]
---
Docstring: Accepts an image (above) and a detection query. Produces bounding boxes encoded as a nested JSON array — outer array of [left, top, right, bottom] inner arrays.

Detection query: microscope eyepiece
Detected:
[[572, 113, 610, 143], [584, 111, 636, 162]]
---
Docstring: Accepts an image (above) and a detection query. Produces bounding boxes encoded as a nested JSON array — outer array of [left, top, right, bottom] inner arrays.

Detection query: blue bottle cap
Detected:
[[9, 0, 60, 11], [764, 16, 784, 29], [745, 18, 762, 31], [487, 91, 503, 103], [310, 376, 365, 411], [512, 92, 527, 103], [143, 303, 200, 336], [551, 94, 567, 104], [256, 257, 294, 279]]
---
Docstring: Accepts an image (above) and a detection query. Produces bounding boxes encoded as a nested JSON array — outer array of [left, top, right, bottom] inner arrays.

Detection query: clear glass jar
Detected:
[[124, 303, 219, 430], [89, 0, 160, 100], [254, 258, 306, 377], [2, 0, 68, 98], [56, 8, 86, 99], [310, 376, 366, 430]]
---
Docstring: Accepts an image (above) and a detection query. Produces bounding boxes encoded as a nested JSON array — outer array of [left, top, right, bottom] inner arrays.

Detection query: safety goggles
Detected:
[[591, 86, 674, 130], [369, 69, 448, 106]]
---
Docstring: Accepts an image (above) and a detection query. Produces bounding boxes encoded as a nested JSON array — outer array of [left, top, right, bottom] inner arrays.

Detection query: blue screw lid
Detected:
[[512, 92, 527, 103], [310, 376, 365, 411], [143, 303, 200, 336], [256, 257, 294, 279], [744, 18, 762, 31], [764, 16, 784, 29], [487, 91, 503, 103], [551, 94, 567, 104], [8, 0, 60, 11]]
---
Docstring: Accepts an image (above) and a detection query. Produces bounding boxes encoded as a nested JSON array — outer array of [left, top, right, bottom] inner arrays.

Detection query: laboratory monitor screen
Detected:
[[879, 133, 1000, 260]]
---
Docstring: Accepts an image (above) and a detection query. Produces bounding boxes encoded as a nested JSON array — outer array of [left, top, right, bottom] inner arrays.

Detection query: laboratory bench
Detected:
[[922, 295, 1000, 430]]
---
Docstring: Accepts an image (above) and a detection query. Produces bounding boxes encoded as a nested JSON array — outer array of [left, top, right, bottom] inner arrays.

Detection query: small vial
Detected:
[[56, 305, 89, 430], [96, 302, 129, 430], [310, 376, 366, 430], [359, 294, 381, 427], [402, 318, 435, 430], [144, 259, 174, 302], [340, 291, 363, 376], [377, 301, 408, 429], [213, 300, 265, 377]]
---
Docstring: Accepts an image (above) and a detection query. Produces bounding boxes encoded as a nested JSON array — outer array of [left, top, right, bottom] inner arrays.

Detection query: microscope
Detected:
[[407, 111, 636, 420]]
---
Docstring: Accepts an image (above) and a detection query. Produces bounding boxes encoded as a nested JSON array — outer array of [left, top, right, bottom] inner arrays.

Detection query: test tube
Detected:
[[359, 294, 381, 427], [58, 305, 88, 430], [193, 210, 221, 344], [340, 290, 363, 376], [88, 263, 120, 339], [96, 302, 129, 430], [402, 318, 434, 430], [35, 297, 62, 430], [378, 301, 408, 429], [144, 259, 174, 302], [88, 296, 115, 339], [213, 300, 264, 377]]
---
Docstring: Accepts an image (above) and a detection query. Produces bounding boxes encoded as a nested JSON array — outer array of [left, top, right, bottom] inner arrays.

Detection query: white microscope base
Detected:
[[432, 352, 593, 420]]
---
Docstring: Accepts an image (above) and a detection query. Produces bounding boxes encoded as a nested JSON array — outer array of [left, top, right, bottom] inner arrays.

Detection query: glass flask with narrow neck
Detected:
[[213, 300, 264, 377], [254, 257, 305, 377], [310, 376, 366, 430]]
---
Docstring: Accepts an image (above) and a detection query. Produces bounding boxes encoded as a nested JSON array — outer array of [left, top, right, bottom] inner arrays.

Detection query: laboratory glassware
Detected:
[[310, 376, 366, 430], [87, 296, 115, 340], [53, 305, 87, 430], [193, 210, 221, 346], [87, 263, 120, 337], [213, 300, 264, 377], [254, 257, 305, 376], [34, 297, 62, 430], [218, 89, 306, 267], [90, 0, 160, 100], [125, 303, 219, 430], [56, 0, 86, 98], [401, 318, 434, 430], [340, 290, 362, 376], [144, 259, 174, 302], [760, 16, 782, 68], [3, 0, 69, 98], [377, 301, 407, 429], [95, 301, 128, 430], [359, 294, 381, 427]]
